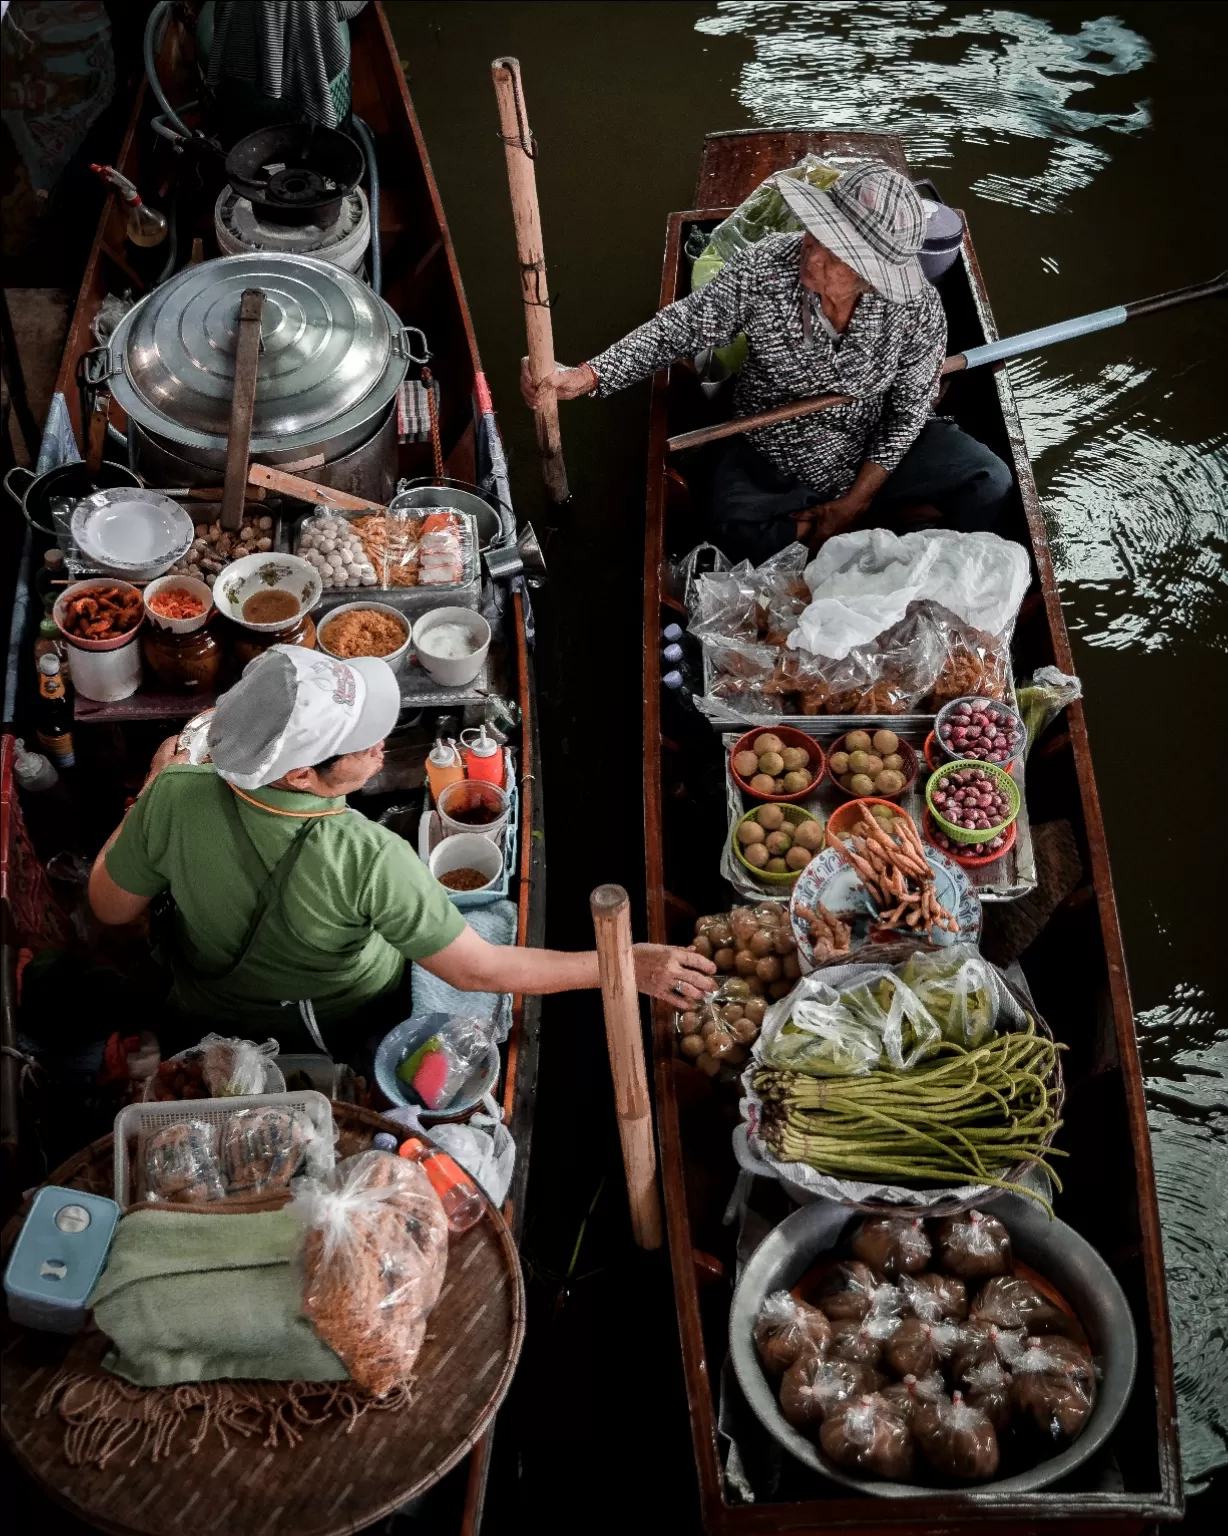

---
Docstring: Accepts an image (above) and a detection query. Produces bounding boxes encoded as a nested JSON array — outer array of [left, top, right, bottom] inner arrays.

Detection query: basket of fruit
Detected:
[[826, 727, 917, 800], [926, 761, 1021, 845], [733, 803, 825, 885], [731, 728, 826, 803], [934, 696, 1024, 767]]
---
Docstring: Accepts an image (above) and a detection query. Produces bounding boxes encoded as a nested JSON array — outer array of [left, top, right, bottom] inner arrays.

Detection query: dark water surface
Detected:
[[389, 0, 1226, 1516]]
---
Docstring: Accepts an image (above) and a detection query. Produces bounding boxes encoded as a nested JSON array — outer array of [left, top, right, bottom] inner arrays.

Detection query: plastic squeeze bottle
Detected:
[[398, 1138, 485, 1232], [425, 736, 465, 799], [461, 725, 504, 788]]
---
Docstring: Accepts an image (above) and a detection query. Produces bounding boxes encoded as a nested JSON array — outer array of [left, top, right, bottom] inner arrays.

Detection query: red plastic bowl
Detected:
[[825, 796, 916, 853], [730, 725, 826, 804], [923, 808, 1017, 867], [826, 731, 918, 801]]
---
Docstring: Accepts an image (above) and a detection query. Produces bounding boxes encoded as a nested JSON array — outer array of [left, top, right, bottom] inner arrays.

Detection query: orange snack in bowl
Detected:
[[148, 586, 206, 620]]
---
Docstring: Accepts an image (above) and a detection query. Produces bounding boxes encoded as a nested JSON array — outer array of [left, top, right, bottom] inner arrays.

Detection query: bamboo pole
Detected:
[[491, 56, 569, 503], [590, 884, 663, 1250]]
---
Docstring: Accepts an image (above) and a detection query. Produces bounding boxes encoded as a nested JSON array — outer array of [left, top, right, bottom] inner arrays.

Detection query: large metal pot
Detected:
[[99, 252, 423, 473], [729, 1195, 1137, 1498], [4, 459, 142, 538]]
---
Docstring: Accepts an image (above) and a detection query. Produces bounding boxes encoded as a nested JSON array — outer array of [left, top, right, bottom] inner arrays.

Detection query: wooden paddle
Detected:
[[666, 269, 1227, 453]]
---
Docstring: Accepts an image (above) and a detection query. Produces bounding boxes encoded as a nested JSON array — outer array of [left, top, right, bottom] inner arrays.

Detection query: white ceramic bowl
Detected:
[[213, 552, 322, 633], [71, 488, 193, 578], [316, 600, 412, 675], [429, 833, 504, 893], [412, 606, 491, 687], [143, 574, 214, 635], [53, 578, 144, 652]]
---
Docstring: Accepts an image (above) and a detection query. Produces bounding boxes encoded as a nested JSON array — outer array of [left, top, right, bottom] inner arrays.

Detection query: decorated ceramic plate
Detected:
[[790, 845, 980, 970], [71, 488, 193, 575]]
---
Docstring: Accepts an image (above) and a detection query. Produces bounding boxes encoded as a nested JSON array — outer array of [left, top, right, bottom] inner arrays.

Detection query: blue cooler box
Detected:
[[4, 1185, 120, 1333]]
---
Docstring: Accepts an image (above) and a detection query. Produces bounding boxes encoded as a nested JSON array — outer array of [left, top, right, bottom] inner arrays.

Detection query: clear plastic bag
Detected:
[[296, 512, 380, 592], [913, 1390, 1001, 1480], [883, 1317, 962, 1378], [689, 566, 759, 642], [293, 1150, 449, 1397], [830, 1312, 902, 1369], [1015, 666, 1082, 754], [704, 639, 784, 713], [839, 973, 942, 1072], [1008, 1335, 1096, 1440], [219, 1104, 331, 1196], [426, 1092, 516, 1205], [396, 1015, 495, 1112], [851, 1215, 933, 1278], [417, 510, 466, 586], [759, 982, 885, 1078], [900, 1271, 968, 1322], [895, 948, 997, 1050], [933, 1209, 1013, 1279], [754, 1289, 833, 1374], [962, 1358, 1013, 1431], [145, 1034, 284, 1102], [779, 1354, 879, 1427], [696, 155, 840, 272], [924, 608, 1012, 710], [818, 1392, 915, 1480], [881, 1370, 946, 1422], [814, 1260, 880, 1322], [137, 1118, 226, 1204], [670, 542, 731, 611], [970, 1275, 1084, 1340]]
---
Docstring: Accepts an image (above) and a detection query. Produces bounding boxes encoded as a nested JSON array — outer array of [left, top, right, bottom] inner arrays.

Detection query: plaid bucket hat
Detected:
[[775, 163, 928, 303]]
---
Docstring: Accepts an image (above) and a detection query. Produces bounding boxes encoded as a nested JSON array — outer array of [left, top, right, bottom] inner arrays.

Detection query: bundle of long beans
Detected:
[[753, 1020, 1065, 1212]]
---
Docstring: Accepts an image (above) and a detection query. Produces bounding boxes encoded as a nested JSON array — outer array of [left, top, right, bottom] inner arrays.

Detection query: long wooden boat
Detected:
[[0, 4, 543, 1526], [642, 130, 1181, 1532]]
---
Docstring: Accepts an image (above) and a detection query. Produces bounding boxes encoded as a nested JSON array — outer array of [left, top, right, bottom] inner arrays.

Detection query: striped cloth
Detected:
[[206, 2, 367, 129]]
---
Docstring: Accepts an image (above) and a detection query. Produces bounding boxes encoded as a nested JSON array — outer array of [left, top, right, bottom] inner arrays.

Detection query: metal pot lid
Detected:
[[107, 253, 412, 455]]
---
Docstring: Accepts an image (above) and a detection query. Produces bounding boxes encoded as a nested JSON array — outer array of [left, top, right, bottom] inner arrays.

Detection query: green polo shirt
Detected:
[[105, 765, 465, 1029]]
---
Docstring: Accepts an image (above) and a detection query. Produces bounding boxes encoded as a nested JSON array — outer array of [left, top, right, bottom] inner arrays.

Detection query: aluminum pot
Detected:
[[4, 459, 142, 539], [729, 1194, 1138, 1498]]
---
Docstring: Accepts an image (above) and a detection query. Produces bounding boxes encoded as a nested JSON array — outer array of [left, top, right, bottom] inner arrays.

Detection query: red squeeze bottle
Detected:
[[398, 1138, 485, 1232]]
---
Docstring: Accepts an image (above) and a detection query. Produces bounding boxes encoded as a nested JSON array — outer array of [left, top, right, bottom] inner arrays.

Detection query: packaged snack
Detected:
[[970, 1274, 1085, 1340], [881, 1370, 946, 1422], [830, 1313, 901, 1369], [912, 1390, 1000, 1480], [1008, 1335, 1096, 1440], [818, 1393, 915, 1479], [813, 1260, 880, 1322], [219, 1105, 317, 1196], [949, 1320, 1025, 1381], [962, 1358, 1014, 1432], [138, 1119, 225, 1204], [899, 1271, 969, 1322], [395, 1016, 495, 1112], [851, 1216, 932, 1278], [883, 1317, 961, 1378], [780, 1354, 881, 1427], [754, 1290, 832, 1374], [931, 1210, 1013, 1279], [418, 511, 465, 585]]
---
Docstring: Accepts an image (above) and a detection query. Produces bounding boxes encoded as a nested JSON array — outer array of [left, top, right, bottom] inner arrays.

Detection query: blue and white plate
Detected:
[[790, 845, 980, 969]]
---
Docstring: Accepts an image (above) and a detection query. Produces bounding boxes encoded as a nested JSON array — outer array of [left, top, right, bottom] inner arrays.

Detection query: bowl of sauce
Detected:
[[436, 779, 512, 843], [214, 552, 322, 633]]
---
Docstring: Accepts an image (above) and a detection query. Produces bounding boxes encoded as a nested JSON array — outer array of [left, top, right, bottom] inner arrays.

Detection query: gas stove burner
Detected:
[[225, 122, 363, 228], [214, 184, 371, 272]]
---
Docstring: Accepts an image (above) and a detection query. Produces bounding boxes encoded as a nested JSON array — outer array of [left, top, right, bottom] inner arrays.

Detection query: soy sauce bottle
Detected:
[[35, 654, 75, 769]]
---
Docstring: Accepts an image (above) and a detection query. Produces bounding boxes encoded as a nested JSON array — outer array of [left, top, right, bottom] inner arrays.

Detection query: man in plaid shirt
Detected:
[[522, 165, 1013, 564]]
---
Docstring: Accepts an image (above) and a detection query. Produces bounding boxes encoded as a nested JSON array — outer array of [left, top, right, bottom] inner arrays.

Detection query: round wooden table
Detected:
[[2, 1105, 525, 1536]]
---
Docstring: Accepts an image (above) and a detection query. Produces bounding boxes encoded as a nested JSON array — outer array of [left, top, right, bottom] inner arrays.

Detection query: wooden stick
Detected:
[[221, 288, 265, 530], [246, 461, 385, 514], [590, 884, 663, 1251], [491, 57, 569, 503], [84, 391, 110, 476]]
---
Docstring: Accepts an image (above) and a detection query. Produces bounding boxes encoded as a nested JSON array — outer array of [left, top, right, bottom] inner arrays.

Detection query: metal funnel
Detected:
[[483, 522, 549, 587]]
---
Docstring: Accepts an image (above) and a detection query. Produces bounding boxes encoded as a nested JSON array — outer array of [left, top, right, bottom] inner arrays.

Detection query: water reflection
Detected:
[[696, 1, 1152, 211]]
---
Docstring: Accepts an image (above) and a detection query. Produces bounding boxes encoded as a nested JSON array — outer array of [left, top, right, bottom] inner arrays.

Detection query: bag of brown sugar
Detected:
[[291, 1149, 449, 1396]]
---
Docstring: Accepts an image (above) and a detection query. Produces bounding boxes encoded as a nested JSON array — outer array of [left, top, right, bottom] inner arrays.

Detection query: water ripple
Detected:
[[696, 1, 1152, 211]]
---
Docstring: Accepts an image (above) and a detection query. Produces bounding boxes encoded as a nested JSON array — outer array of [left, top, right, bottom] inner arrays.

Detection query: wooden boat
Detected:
[[642, 130, 1182, 1531], [0, 4, 542, 1525]]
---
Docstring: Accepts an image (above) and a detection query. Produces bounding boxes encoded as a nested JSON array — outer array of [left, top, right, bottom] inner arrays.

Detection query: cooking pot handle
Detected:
[[393, 326, 431, 364], [3, 465, 35, 506], [81, 345, 120, 386]]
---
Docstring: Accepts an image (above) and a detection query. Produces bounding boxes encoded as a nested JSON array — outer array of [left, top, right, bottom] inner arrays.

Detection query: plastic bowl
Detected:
[[412, 606, 491, 687], [373, 1015, 500, 1122], [729, 725, 825, 803], [214, 552, 322, 633], [53, 578, 144, 652], [825, 796, 915, 854], [934, 693, 1025, 769], [926, 759, 1021, 845], [923, 808, 1017, 867], [429, 832, 504, 893], [317, 600, 412, 674], [732, 803, 824, 886], [143, 574, 214, 635], [825, 731, 918, 801]]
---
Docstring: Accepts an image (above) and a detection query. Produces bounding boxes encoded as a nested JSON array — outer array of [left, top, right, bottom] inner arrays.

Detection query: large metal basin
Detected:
[[729, 1194, 1137, 1498]]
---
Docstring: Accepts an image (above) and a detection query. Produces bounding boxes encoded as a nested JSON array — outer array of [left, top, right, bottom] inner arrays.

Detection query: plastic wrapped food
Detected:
[[297, 512, 379, 591], [830, 1313, 901, 1368], [144, 1033, 282, 1102], [754, 1290, 832, 1374], [912, 1390, 1000, 1481], [818, 1393, 915, 1480], [1015, 666, 1082, 755], [881, 1371, 946, 1422], [896, 949, 996, 1051], [883, 1317, 961, 1378], [780, 1355, 881, 1427], [851, 1216, 932, 1278], [138, 1119, 225, 1204], [932, 1210, 1013, 1278], [293, 1150, 449, 1397], [925, 616, 1011, 710], [418, 511, 466, 585], [814, 1260, 880, 1322], [950, 1321, 1024, 1381], [900, 1271, 968, 1322], [1009, 1336, 1096, 1440], [395, 1015, 495, 1112], [962, 1359, 1013, 1432], [760, 986, 884, 1078], [970, 1275, 1084, 1340], [219, 1105, 319, 1196]]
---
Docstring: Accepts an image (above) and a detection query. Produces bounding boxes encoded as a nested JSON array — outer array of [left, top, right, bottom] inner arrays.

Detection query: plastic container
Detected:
[[143, 573, 214, 635], [825, 796, 915, 851], [461, 725, 505, 787], [429, 832, 503, 893], [437, 777, 511, 843], [398, 1137, 485, 1232], [419, 763, 519, 911], [412, 606, 491, 687], [731, 803, 823, 887], [13, 738, 58, 793], [316, 600, 412, 674], [729, 725, 825, 804], [922, 808, 1018, 868], [825, 731, 919, 801], [4, 1186, 121, 1334], [926, 759, 1021, 846]]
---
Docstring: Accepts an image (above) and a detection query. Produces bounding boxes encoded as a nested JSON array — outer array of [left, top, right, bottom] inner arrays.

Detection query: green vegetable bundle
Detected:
[[753, 1020, 1065, 1212]]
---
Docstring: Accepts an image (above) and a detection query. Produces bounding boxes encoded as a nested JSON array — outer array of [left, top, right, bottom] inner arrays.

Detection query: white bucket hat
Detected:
[[775, 163, 928, 304], [208, 645, 401, 790]]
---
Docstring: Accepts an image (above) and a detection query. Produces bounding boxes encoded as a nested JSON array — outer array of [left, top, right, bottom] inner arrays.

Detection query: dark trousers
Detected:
[[709, 418, 1015, 566]]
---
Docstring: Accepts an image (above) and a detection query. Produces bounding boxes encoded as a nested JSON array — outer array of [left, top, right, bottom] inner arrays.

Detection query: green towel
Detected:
[[89, 1209, 347, 1387]]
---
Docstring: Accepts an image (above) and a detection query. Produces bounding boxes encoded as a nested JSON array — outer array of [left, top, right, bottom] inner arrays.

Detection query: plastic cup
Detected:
[[437, 778, 511, 843]]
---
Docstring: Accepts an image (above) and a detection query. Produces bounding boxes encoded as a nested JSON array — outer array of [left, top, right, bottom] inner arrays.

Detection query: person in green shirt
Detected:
[[88, 647, 714, 1056]]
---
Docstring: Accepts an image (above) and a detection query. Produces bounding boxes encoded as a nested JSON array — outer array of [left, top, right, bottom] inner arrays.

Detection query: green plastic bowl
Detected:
[[925, 759, 1021, 845], [732, 804, 824, 885]]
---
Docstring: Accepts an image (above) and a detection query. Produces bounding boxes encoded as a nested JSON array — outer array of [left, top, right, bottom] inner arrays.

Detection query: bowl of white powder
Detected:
[[412, 606, 492, 686]]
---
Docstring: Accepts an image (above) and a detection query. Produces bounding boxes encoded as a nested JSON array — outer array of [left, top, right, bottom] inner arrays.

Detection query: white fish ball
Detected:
[[258, 515, 273, 530], [346, 576, 361, 588], [360, 571, 377, 586]]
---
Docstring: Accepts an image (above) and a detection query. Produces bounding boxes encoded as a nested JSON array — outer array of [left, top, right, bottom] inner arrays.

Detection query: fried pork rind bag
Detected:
[[293, 1150, 449, 1396]]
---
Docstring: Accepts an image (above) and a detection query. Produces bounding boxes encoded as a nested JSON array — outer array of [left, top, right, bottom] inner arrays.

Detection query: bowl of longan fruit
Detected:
[[826, 727, 918, 801], [733, 802, 826, 885], [731, 727, 826, 803]]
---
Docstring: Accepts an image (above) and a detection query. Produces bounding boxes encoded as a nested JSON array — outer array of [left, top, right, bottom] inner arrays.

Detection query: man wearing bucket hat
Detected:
[[88, 647, 715, 1052], [522, 163, 1013, 563]]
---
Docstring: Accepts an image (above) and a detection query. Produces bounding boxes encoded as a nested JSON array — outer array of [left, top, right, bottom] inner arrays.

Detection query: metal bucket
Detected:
[[389, 477, 510, 551]]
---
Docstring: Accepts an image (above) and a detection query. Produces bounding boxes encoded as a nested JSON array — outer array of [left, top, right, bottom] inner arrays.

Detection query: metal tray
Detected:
[[720, 724, 1035, 903], [297, 505, 481, 622]]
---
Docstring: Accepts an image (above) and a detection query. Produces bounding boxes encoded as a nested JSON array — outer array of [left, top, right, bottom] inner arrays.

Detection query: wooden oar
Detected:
[[590, 884, 663, 1251], [666, 270, 1227, 453]]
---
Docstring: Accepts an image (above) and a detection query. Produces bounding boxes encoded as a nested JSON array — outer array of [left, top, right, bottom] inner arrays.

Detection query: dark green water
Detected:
[[390, 0, 1226, 1516]]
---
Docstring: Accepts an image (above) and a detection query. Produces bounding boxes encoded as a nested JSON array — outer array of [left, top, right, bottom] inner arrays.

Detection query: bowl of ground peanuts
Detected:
[[316, 602, 412, 674]]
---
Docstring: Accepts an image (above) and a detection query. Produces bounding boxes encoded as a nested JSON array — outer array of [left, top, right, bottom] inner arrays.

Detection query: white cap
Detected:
[[38, 652, 61, 675], [207, 645, 401, 791]]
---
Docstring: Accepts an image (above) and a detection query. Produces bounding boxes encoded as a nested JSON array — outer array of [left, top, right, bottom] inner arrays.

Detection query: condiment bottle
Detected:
[[35, 548, 65, 613], [461, 725, 504, 788], [397, 1137, 484, 1232], [90, 164, 168, 281], [13, 737, 59, 794], [425, 736, 465, 799], [35, 654, 75, 769], [34, 614, 70, 682]]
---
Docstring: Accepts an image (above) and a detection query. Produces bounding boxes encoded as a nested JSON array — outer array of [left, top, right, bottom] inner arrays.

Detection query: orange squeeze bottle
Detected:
[[425, 735, 465, 799]]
